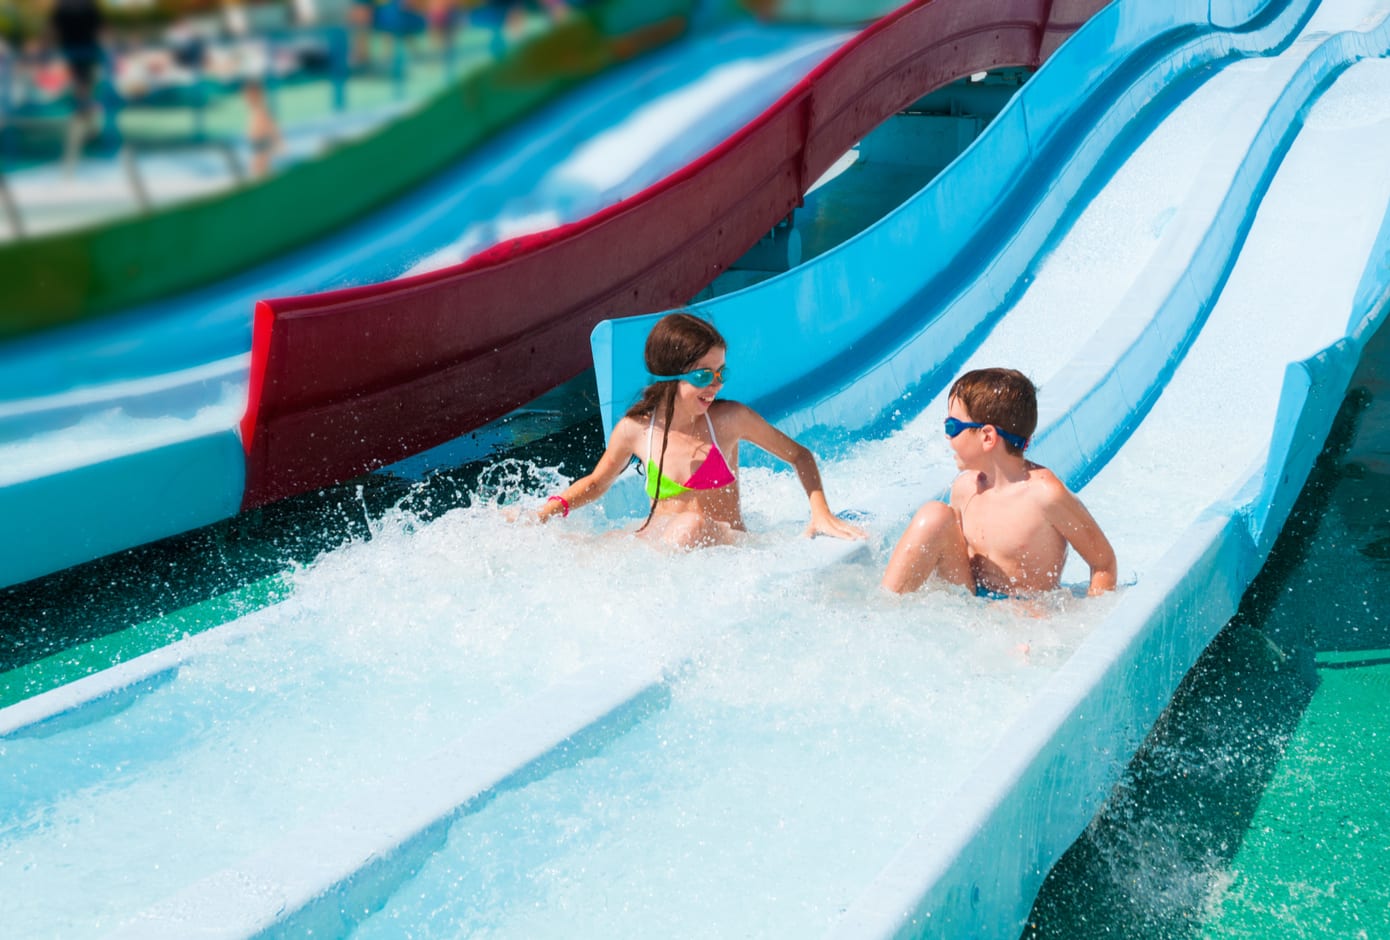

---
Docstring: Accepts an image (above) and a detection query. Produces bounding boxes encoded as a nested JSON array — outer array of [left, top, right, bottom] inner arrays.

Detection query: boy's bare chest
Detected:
[[959, 488, 1051, 558]]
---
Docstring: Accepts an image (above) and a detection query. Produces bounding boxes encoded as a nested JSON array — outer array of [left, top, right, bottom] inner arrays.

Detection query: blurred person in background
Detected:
[[47, 0, 104, 172], [425, 0, 456, 53], [349, 0, 378, 67], [220, 0, 280, 177], [240, 75, 278, 175], [493, 0, 570, 37]]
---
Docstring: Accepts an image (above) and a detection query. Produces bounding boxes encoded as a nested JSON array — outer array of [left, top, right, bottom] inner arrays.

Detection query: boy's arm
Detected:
[[1041, 479, 1117, 595]]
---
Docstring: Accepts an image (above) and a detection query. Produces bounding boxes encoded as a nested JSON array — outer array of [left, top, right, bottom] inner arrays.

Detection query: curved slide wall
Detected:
[[593, 1, 1390, 936], [591, 0, 1315, 440], [239, 0, 1107, 509], [0, 0, 694, 337]]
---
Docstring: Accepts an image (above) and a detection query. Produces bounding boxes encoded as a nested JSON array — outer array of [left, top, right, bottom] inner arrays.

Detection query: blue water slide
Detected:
[[5, 1, 1390, 936], [0, 23, 850, 589], [587, 0, 1390, 936], [833, 24, 1390, 940], [592, 0, 1320, 447]]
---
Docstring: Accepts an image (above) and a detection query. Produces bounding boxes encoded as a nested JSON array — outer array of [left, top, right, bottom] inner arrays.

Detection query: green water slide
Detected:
[[0, 0, 695, 337]]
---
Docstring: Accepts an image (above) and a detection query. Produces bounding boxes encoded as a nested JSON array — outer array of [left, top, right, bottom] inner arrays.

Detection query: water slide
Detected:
[[0, 0, 693, 333], [0, 9, 863, 588], [0, 0, 1100, 589], [5, 0, 1389, 937], [590, 0, 1390, 934]]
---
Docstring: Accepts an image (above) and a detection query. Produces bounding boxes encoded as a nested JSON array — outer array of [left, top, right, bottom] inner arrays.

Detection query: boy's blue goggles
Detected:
[[944, 417, 1028, 450], [653, 365, 729, 388]]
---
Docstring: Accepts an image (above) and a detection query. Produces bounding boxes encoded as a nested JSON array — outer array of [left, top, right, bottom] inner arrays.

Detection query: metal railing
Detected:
[[0, 24, 352, 237]]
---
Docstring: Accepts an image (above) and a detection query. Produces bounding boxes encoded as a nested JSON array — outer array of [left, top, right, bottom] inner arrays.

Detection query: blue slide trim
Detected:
[[0, 432, 245, 589], [592, 0, 1314, 450]]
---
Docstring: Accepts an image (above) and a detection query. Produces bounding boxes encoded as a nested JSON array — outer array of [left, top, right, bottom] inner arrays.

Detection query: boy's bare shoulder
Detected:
[[1024, 463, 1082, 508], [949, 469, 982, 497]]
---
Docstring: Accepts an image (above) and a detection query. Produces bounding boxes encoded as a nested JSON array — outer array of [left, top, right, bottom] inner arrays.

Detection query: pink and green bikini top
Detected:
[[645, 413, 737, 501]]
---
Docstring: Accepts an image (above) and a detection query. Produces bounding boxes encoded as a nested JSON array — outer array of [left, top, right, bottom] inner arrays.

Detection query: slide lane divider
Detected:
[[109, 658, 673, 939], [1033, 18, 1390, 492], [0, 613, 271, 740], [0, 572, 292, 709]]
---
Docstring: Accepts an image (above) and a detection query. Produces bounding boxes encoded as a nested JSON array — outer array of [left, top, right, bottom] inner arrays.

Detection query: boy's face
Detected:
[[946, 397, 981, 470]]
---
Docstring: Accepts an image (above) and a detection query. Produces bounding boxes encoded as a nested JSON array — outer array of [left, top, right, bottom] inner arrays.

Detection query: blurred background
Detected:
[[0, 0, 589, 236]]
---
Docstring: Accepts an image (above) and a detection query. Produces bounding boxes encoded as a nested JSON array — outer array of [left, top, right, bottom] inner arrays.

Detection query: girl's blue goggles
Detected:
[[944, 417, 1028, 450], [654, 365, 729, 388]]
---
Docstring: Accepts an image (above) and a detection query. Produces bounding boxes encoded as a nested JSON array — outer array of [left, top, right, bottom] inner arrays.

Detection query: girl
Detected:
[[537, 312, 864, 548]]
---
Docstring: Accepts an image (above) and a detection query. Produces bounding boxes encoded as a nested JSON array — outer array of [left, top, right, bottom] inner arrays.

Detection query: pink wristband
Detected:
[[547, 495, 570, 518]]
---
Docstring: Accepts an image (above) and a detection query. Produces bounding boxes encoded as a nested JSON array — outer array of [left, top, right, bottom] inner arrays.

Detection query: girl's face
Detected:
[[676, 345, 726, 417]]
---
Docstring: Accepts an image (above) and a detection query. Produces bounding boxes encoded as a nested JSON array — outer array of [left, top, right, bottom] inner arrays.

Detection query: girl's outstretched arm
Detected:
[[724, 403, 866, 540], [537, 418, 642, 522]]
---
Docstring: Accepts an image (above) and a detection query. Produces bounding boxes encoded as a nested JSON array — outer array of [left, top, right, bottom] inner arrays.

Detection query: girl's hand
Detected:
[[804, 510, 868, 541], [498, 504, 531, 523], [536, 494, 570, 524]]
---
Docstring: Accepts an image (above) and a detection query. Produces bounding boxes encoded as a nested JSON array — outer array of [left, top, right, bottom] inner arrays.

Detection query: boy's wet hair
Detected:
[[949, 368, 1036, 456]]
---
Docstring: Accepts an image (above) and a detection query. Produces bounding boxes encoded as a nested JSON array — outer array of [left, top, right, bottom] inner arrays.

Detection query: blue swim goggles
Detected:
[[652, 365, 729, 388], [944, 416, 1028, 450]]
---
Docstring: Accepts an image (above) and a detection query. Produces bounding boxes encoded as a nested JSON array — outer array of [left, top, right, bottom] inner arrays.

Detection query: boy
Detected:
[[882, 368, 1117, 598]]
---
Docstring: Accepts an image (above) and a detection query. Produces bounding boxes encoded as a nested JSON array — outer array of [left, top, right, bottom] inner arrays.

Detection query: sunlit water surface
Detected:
[[0, 458, 1116, 936]]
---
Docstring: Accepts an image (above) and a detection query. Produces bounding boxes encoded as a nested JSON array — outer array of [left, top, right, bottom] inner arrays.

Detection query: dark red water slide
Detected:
[[240, 0, 1105, 509]]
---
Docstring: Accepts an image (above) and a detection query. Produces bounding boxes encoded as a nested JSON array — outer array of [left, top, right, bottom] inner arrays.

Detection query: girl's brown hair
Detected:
[[625, 312, 726, 531]]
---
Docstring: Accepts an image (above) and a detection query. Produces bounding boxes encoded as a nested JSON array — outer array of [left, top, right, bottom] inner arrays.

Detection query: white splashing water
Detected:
[[0, 450, 1113, 938], [4, 17, 1389, 940]]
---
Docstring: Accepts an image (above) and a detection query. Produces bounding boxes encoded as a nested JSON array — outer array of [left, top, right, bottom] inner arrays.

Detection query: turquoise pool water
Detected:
[[1026, 323, 1390, 938]]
